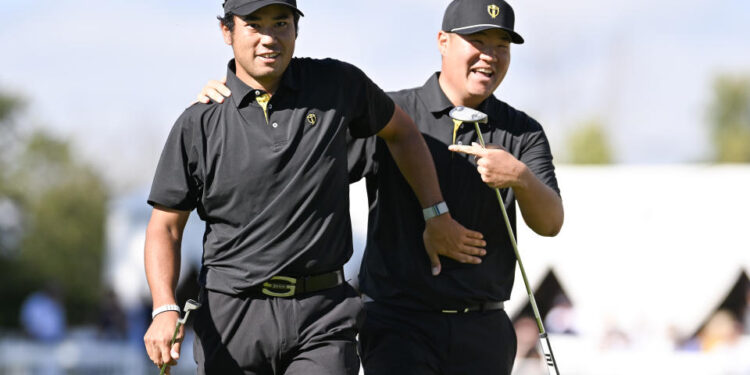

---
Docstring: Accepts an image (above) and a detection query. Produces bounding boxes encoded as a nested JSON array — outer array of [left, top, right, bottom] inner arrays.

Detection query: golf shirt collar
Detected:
[[226, 59, 300, 108], [419, 72, 494, 116], [419, 72, 455, 115]]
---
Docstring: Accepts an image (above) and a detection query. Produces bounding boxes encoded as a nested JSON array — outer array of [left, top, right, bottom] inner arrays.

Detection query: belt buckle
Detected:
[[441, 307, 470, 314], [262, 276, 297, 297]]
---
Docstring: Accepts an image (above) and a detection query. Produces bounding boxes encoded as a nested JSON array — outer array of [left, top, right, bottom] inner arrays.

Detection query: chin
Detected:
[[252, 68, 281, 79], [470, 79, 501, 95], [467, 88, 494, 100]]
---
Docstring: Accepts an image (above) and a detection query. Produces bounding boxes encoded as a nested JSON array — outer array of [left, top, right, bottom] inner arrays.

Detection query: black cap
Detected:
[[442, 0, 523, 44], [223, 0, 304, 17]]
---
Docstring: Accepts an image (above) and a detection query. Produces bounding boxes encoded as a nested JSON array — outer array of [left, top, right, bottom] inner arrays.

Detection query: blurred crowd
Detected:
[[512, 289, 750, 373], [7, 280, 750, 373], [18, 284, 145, 345]]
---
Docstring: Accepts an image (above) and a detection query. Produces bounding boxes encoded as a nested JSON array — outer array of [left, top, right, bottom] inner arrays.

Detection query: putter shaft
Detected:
[[472, 122, 560, 375]]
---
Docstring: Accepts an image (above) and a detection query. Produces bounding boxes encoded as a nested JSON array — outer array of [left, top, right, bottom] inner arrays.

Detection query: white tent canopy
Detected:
[[501, 165, 750, 340]]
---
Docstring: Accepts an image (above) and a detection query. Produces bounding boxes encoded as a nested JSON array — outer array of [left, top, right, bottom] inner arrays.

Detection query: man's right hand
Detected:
[[144, 311, 183, 372], [423, 213, 486, 276], [196, 77, 232, 104]]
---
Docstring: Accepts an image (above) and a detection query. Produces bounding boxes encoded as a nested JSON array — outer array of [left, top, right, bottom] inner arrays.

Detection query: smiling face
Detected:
[[221, 5, 296, 93], [437, 28, 511, 108]]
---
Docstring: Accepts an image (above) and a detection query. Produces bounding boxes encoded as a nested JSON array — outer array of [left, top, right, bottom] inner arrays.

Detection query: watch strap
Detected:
[[422, 202, 449, 221]]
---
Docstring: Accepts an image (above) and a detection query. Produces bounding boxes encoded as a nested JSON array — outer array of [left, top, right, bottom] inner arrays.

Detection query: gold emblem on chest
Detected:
[[306, 113, 317, 125]]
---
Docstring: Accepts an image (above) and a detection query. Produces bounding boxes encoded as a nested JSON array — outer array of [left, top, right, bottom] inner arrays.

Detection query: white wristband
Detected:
[[422, 202, 449, 221], [152, 304, 180, 319]]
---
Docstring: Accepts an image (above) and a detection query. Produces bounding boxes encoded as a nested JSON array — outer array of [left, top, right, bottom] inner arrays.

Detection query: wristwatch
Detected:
[[422, 202, 449, 221]]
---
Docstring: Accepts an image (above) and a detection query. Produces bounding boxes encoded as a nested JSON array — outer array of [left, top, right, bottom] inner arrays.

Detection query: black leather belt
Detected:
[[250, 269, 345, 298], [441, 301, 505, 314]]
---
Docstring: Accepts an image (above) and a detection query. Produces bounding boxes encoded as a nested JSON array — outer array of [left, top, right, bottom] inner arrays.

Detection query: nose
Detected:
[[259, 32, 276, 45], [479, 48, 498, 63]]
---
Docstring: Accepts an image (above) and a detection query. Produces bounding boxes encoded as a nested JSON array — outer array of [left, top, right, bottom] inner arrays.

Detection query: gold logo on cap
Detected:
[[306, 113, 317, 125], [488, 4, 500, 19]]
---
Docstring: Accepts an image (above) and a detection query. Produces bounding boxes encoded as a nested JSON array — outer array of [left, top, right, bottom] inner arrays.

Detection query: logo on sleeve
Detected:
[[487, 4, 500, 19], [306, 113, 317, 126]]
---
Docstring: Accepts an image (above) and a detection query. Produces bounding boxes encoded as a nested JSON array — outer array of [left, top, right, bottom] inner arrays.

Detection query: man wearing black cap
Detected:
[[196, 0, 563, 373], [352, 1, 563, 373], [143, 1, 485, 374]]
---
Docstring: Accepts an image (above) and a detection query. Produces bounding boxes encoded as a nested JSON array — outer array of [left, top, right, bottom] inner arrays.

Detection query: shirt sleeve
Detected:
[[147, 110, 203, 211], [342, 63, 396, 139], [347, 131, 378, 183], [520, 117, 561, 196]]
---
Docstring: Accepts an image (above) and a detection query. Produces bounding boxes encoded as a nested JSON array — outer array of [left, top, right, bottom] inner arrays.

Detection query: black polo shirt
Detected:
[[149, 58, 395, 295], [349, 73, 560, 311]]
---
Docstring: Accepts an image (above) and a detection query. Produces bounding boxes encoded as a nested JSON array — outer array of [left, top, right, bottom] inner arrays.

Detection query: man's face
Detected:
[[221, 5, 296, 92], [438, 28, 511, 107]]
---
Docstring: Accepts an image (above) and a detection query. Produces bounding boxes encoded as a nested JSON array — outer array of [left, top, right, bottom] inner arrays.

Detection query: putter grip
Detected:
[[539, 332, 560, 374], [159, 322, 182, 375]]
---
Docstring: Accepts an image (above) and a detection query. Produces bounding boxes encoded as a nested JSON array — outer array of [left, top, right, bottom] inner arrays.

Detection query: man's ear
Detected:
[[437, 30, 449, 57], [221, 20, 233, 45]]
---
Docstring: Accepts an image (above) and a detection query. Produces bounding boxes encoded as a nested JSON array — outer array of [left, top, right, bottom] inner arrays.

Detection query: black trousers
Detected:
[[193, 283, 363, 375], [359, 301, 517, 375]]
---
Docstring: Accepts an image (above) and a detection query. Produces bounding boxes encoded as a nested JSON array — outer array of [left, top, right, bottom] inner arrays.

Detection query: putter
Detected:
[[159, 299, 202, 375], [449, 106, 561, 375]]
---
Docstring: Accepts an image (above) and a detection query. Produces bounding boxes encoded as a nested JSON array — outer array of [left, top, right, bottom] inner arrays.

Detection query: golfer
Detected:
[[197, 0, 564, 373], [353, 1, 564, 373], [143, 1, 483, 374]]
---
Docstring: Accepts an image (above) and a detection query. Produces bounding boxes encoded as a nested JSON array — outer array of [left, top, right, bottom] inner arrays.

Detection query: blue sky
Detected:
[[1, 0, 749, 190]]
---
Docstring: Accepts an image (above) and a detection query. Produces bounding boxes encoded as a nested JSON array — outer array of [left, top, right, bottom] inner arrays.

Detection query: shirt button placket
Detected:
[[267, 97, 287, 148]]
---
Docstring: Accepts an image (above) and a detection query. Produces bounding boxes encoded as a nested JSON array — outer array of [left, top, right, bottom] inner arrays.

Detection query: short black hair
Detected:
[[217, 11, 300, 36]]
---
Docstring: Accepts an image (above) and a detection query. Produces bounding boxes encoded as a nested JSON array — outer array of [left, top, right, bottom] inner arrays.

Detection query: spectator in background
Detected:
[[698, 309, 741, 352], [126, 297, 152, 348], [512, 317, 546, 375], [600, 324, 630, 350], [544, 294, 578, 335], [744, 282, 750, 334], [20, 284, 66, 343], [96, 288, 128, 340], [513, 316, 541, 360]]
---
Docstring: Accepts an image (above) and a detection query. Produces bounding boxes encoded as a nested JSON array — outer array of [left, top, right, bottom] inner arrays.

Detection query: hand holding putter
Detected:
[[159, 299, 202, 375], [449, 106, 561, 375]]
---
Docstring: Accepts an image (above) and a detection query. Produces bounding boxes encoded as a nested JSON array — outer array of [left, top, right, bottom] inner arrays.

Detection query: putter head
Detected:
[[178, 299, 202, 324], [449, 106, 488, 124]]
